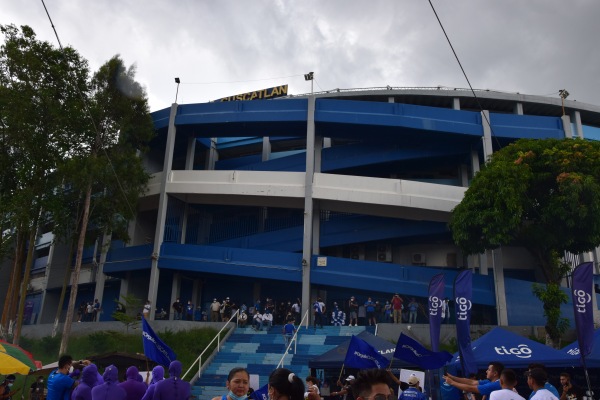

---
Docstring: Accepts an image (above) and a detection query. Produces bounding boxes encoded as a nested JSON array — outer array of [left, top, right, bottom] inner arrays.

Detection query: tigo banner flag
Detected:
[[572, 262, 595, 358], [454, 269, 476, 376], [428, 273, 445, 352]]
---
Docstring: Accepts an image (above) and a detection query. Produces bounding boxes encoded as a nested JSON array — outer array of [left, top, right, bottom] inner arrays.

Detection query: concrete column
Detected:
[[301, 96, 316, 320], [262, 137, 271, 162], [185, 137, 196, 170], [471, 149, 480, 175], [514, 103, 523, 115], [561, 115, 573, 138], [148, 103, 178, 320], [312, 201, 321, 256], [119, 273, 130, 299], [206, 138, 218, 170], [169, 273, 181, 320], [481, 110, 493, 161], [459, 164, 469, 187], [452, 98, 460, 110], [479, 251, 488, 275], [181, 204, 189, 244], [314, 135, 323, 173], [192, 280, 200, 309], [492, 248, 508, 325], [571, 111, 583, 139], [93, 231, 112, 321]]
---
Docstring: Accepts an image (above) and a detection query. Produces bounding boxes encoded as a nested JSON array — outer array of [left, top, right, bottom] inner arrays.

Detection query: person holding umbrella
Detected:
[[0, 375, 20, 400]]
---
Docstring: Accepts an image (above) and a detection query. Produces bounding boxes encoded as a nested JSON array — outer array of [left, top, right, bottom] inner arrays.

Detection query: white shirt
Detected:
[[263, 313, 273, 323], [530, 389, 558, 400], [489, 389, 526, 400]]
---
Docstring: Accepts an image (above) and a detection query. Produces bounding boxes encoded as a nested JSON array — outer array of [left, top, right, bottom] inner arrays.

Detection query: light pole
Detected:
[[304, 72, 314, 94], [559, 89, 569, 116], [175, 77, 181, 103]]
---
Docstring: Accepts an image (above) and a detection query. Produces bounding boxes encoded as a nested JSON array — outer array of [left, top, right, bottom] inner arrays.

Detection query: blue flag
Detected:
[[572, 262, 594, 360], [429, 273, 445, 352], [454, 270, 476, 376], [394, 333, 452, 370], [344, 335, 389, 369], [142, 318, 177, 366], [250, 384, 269, 400]]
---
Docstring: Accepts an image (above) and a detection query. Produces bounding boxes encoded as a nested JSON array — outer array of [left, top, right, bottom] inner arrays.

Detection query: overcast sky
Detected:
[[2, 1, 599, 112]]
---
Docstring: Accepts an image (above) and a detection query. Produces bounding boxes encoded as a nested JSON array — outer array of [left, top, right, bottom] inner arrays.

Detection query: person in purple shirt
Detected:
[[91, 365, 126, 400], [72, 364, 99, 400], [118, 366, 147, 400], [153, 361, 190, 400], [140, 366, 164, 400]]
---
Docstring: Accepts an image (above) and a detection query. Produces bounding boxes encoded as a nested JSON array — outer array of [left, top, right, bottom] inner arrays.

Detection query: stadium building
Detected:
[[14, 87, 600, 327]]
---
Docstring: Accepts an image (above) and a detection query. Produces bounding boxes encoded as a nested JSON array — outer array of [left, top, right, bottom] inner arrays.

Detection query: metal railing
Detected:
[[181, 310, 239, 381], [277, 310, 310, 368]]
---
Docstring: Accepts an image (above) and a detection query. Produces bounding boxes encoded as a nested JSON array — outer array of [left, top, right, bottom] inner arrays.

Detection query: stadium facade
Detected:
[[12, 87, 600, 327]]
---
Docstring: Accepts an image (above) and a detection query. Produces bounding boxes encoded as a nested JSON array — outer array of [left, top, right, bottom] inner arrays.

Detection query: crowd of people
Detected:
[[444, 362, 587, 400], [137, 293, 439, 327], [77, 299, 101, 322], [31, 354, 192, 400]]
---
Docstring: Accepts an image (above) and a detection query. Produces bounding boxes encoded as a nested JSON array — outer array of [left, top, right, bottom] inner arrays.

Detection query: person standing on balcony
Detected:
[[185, 300, 194, 321], [408, 298, 419, 324], [210, 298, 221, 322], [391, 294, 403, 324], [142, 300, 151, 320], [172, 298, 183, 320], [313, 298, 325, 329], [364, 297, 376, 326], [348, 296, 358, 326]]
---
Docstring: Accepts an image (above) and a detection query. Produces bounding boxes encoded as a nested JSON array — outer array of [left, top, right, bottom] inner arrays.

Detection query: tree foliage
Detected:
[[450, 138, 600, 343]]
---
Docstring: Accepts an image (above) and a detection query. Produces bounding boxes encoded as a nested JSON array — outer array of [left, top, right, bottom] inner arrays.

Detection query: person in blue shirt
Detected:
[[47, 355, 79, 400], [282, 319, 296, 348], [444, 362, 504, 400], [364, 297, 376, 326], [399, 375, 427, 400]]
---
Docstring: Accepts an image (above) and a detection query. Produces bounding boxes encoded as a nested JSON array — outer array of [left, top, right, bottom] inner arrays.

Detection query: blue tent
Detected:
[[449, 327, 569, 369], [561, 328, 600, 368]]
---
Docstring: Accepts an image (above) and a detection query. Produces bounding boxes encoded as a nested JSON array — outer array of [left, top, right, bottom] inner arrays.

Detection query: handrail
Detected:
[[276, 310, 309, 369], [181, 309, 239, 381]]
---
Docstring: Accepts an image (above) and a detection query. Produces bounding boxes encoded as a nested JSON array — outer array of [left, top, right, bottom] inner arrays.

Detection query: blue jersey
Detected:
[[400, 387, 427, 400], [47, 370, 75, 400]]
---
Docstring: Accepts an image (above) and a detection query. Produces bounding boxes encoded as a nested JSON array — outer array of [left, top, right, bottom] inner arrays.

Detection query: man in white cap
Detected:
[[332, 375, 355, 400], [399, 375, 426, 400]]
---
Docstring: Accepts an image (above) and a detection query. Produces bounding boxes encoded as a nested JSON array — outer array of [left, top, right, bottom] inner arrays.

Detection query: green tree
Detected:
[[449, 138, 600, 345], [59, 55, 155, 354], [112, 294, 142, 335], [0, 24, 90, 342]]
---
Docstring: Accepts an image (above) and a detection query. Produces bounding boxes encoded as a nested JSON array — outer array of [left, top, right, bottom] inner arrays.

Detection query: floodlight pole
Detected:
[[175, 77, 181, 103]]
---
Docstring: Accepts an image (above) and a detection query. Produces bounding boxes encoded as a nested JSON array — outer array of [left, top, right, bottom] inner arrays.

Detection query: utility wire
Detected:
[[41, 0, 147, 239], [183, 74, 304, 85], [427, 0, 502, 151]]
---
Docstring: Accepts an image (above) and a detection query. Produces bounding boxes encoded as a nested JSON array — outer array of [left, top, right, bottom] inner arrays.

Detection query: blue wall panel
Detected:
[[490, 113, 564, 139], [502, 277, 597, 326], [316, 99, 483, 136]]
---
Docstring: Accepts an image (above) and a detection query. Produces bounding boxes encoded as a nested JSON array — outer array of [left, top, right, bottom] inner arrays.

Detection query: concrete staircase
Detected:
[[191, 325, 367, 399]]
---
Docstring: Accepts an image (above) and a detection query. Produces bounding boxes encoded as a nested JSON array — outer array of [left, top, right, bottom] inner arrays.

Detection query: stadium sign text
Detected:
[[217, 85, 288, 102]]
